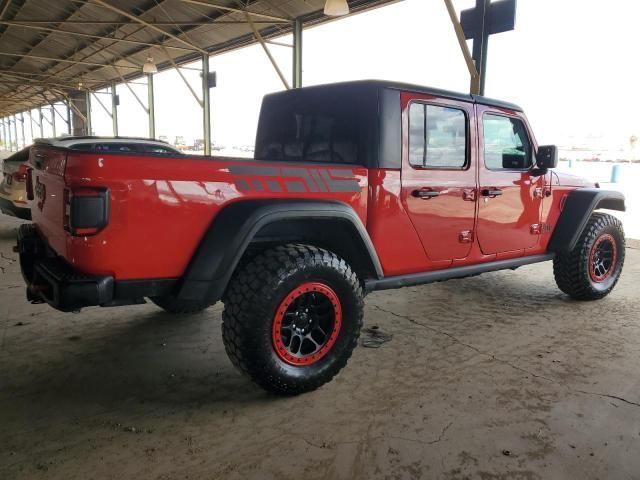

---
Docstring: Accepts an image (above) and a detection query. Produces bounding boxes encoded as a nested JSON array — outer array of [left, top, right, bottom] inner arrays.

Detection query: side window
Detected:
[[408, 103, 467, 168], [68, 143, 95, 151], [140, 145, 175, 154], [94, 143, 139, 153], [483, 114, 532, 170]]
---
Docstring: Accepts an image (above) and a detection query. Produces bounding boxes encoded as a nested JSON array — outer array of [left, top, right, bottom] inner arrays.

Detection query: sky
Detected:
[[6, 0, 640, 154]]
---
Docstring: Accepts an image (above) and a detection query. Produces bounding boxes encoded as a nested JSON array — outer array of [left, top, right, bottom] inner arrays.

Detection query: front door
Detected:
[[476, 107, 543, 254], [401, 94, 477, 263]]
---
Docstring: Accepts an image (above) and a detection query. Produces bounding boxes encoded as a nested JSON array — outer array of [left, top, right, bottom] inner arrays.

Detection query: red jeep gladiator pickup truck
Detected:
[[17, 80, 626, 394]]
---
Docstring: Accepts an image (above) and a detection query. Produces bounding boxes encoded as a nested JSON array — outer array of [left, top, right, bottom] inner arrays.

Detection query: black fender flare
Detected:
[[547, 188, 625, 254], [176, 200, 383, 304]]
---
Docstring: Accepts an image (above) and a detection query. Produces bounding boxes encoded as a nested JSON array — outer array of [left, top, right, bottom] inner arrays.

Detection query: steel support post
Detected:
[[202, 54, 212, 156], [443, 0, 480, 94], [8, 117, 13, 150], [28, 110, 34, 141], [471, 0, 490, 96], [20, 112, 25, 147], [13, 115, 18, 149], [38, 107, 44, 137], [66, 103, 71, 134], [292, 18, 303, 88], [147, 74, 155, 139], [111, 83, 118, 136], [86, 91, 92, 135], [51, 106, 56, 137]]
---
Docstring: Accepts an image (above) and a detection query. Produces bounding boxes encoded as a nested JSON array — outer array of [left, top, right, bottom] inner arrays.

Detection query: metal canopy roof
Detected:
[[0, 0, 398, 116]]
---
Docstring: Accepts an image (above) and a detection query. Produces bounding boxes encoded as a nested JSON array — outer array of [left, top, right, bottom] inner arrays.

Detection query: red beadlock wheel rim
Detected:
[[589, 233, 618, 283], [272, 282, 342, 366]]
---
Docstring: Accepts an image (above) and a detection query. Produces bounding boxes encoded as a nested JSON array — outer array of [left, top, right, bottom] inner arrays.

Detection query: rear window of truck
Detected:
[[255, 89, 376, 165]]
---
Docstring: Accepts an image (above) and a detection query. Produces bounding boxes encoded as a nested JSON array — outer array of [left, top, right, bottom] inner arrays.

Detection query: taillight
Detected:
[[12, 164, 29, 182], [63, 187, 110, 236]]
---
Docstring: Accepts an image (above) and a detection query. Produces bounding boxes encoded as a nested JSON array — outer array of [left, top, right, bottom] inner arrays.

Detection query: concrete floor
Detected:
[[1, 213, 640, 480]]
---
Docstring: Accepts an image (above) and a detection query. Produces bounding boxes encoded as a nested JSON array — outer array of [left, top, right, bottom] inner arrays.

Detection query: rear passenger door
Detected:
[[401, 94, 477, 264]]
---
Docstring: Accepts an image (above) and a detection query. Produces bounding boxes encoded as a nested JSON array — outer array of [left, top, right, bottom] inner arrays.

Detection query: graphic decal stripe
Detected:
[[266, 180, 282, 192], [228, 166, 280, 176], [309, 169, 328, 192], [282, 168, 319, 192], [229, 165, 360, 193], [320, 170, 360, 192]]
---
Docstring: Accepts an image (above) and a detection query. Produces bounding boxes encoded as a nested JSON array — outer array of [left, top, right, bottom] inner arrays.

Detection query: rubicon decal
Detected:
[[228, 166, 361, 193]]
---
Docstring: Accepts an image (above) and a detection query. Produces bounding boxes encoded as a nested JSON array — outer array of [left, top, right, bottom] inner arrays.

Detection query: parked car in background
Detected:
[[0, 146, 32, 219], [1, 137, 182, 221], [35, 136, 183, 155]]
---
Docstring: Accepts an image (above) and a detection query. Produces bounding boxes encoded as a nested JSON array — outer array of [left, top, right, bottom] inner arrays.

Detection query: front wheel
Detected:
[[553, 212, 625, 300], [221, 244, 364, 395]]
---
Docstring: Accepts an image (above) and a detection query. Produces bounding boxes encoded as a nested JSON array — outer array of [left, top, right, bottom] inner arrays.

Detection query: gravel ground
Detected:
[[1, 214, 640, 480]]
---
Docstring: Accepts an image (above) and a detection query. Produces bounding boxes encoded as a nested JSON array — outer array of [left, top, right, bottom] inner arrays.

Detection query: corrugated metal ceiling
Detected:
[[0, 0, 399, 115]]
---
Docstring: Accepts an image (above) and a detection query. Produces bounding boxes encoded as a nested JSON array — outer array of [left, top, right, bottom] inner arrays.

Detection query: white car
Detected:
[[35, 136, 183, 154], [0, 147, 31, 219], [0, 136, 183, 220]]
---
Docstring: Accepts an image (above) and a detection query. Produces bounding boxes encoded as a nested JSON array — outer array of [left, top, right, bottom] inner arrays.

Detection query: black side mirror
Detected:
[[536, 145, 558, 170]]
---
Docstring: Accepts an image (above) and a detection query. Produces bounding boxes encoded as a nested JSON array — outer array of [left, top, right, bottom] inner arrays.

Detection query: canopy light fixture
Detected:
[[142, 57, 157, 74], [324, 0, 349, 16]]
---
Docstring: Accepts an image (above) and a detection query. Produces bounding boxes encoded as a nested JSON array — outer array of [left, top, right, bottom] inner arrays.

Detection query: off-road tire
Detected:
[[221, 244, 364, 395], [553, 212, 625, 300], [149, 295, 212, 314]]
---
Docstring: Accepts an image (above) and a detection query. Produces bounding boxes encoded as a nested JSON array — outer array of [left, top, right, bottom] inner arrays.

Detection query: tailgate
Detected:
[[29, 145, 68, 256]]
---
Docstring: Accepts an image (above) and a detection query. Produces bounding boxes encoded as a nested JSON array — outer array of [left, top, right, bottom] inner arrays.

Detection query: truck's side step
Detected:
[[365, 253, 555, 293]]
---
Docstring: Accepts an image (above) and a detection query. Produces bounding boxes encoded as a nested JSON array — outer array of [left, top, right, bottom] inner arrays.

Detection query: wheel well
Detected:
[[248, 218, 380, 280], [548, 188, 625, 254], [595, 197, 625, 211], [177, 199, 382, 305]]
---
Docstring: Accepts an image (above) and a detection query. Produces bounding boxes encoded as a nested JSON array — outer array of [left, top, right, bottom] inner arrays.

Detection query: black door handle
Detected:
[[412, 189, 440, 199], [482, 188, 503, 197]]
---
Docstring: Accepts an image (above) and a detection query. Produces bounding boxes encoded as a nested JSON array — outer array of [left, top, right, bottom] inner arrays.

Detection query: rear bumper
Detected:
[[16, 224, 177, 312], [17, 224, 114, 311], [0, 196, 31, 220]]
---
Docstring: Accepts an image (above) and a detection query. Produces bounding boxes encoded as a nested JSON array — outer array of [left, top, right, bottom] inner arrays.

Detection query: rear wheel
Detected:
[[553, 212, 625, 300], [222, 244, 363, 395]]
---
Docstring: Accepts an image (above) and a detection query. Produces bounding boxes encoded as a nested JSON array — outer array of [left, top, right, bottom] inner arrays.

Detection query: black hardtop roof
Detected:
[[265, 79, 523, 112]]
